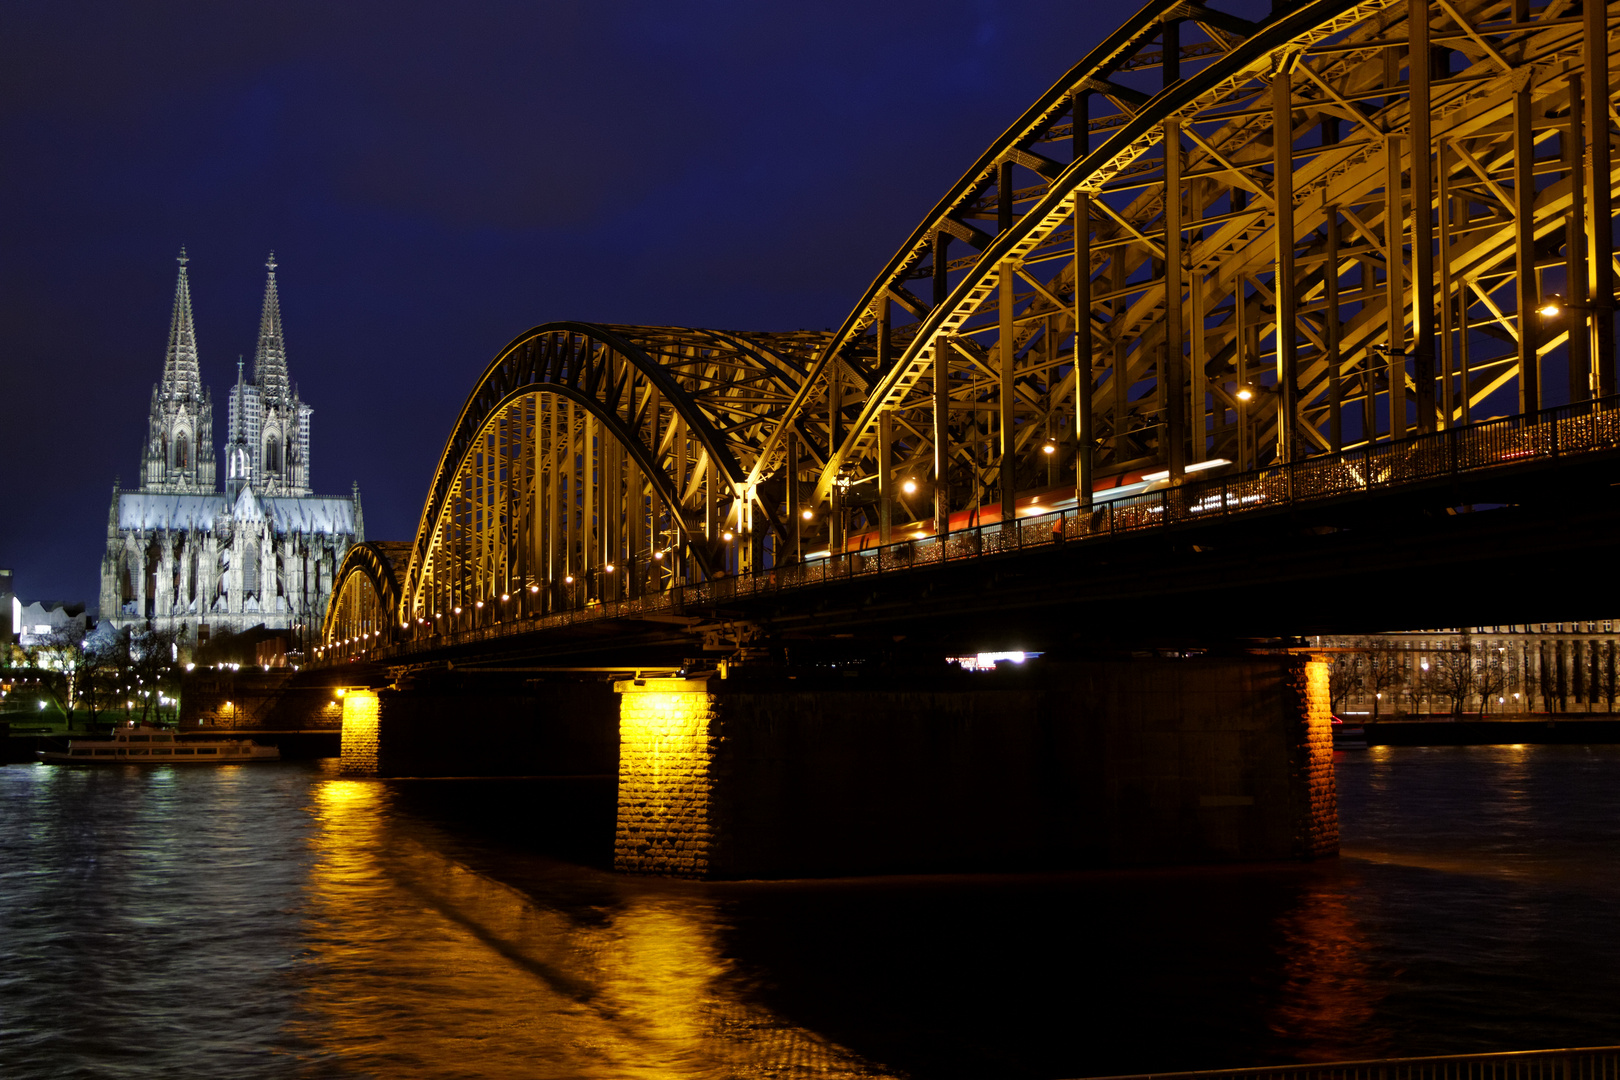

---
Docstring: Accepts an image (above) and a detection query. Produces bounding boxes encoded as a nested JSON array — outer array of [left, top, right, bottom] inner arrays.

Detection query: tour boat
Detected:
[[35, 725, 280, 764]]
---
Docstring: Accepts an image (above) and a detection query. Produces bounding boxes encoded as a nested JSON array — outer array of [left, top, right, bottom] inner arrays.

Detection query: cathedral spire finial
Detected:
[[141, 250, 215, 494], [253, 252, 290, 404], [160, 247, 201, 402]]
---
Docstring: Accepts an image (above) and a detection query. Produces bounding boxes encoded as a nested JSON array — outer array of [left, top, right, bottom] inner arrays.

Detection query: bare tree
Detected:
[[75, 625, 128, 725], [1425, 633, 1477, 717], [1355, 639, 1405, 719], [27, 624, 90, 726], [1476, 642, 1509, 716], [1329, 652, 1358, 715], [128, 626, 183, 725]]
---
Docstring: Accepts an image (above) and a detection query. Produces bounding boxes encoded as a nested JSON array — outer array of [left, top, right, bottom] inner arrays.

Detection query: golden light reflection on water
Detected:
[[1265, 875, 1383, 1062], [292, 776, 894, 1079]]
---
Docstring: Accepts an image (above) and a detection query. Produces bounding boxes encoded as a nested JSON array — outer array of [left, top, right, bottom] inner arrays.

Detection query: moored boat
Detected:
[[36, 724, 280, 764], [1331, 714, 1369, 749]]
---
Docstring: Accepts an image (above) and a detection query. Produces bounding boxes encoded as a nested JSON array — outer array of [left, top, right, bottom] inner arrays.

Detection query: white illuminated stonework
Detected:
[[100, 250, 361, 649]]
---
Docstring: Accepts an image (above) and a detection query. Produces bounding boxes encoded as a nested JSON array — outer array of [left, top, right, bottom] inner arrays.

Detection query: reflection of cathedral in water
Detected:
[[99, 250, 361, 646]]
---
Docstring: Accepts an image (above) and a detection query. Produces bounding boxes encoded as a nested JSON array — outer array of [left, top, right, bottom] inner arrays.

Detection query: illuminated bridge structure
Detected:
[[322, 0, 1620, 667]]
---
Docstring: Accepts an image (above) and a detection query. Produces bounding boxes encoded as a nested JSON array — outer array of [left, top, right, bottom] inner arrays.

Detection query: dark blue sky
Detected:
[[1, 0, 1145, 604]]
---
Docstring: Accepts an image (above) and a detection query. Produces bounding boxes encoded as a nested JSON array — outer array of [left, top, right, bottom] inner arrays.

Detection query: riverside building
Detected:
[[1316, 623, 1620, 717], [98, 251, 361, 651]]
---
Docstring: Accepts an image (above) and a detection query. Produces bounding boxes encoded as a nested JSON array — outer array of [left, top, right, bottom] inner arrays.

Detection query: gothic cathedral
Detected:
[[99, 251, 362, 652]]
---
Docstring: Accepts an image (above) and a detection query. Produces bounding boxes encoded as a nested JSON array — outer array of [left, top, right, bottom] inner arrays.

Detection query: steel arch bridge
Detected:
[[322, 0, 1620, 659]]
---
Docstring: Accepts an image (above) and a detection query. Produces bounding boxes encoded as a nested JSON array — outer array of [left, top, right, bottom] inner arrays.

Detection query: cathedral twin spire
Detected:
[[159, 248, 203, 404], [254, 252, 291, 406], [138, 248, 311, 498]]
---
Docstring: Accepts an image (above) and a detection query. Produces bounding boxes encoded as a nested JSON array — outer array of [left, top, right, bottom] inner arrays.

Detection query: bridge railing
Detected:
[[361, 396, 1620, 661], [1066, 1045, 1620, 1080]]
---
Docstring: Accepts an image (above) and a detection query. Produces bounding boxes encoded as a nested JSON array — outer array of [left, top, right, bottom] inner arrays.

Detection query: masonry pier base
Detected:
[[613, 655, 1338, 879]]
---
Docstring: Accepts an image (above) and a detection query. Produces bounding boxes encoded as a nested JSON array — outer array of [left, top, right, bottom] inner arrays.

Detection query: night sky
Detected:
[[1, 0, 1150, 606]]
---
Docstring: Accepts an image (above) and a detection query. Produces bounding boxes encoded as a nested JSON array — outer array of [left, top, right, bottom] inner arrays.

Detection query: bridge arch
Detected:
[[768, 0, 1619, 544], [320, 540, 408, 661], [396, 322, 824, 634], [320, 0, 1620, 662]]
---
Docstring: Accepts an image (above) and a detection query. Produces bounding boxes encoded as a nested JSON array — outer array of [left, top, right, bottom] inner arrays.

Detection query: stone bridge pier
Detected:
[[613, 655, 1337, 879]]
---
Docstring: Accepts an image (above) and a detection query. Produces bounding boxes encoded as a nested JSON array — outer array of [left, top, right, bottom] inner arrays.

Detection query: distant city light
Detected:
[[950, 650, 1037, 671]]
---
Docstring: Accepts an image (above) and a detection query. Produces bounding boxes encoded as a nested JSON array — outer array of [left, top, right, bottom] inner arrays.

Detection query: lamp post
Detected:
[[1538, 296, 1598, 401], [1232, 383, 1280, 469]]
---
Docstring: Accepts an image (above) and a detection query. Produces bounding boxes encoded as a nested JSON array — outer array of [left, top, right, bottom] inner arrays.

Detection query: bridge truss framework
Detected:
[[323, 0, 1620, 656]]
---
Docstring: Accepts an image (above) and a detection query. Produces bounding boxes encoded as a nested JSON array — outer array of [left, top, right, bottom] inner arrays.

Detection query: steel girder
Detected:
[[780, 0, 1619, 532]]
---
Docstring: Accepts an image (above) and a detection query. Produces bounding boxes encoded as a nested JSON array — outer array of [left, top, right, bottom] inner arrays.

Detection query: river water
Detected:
[[2, 745, 1619, 1079]]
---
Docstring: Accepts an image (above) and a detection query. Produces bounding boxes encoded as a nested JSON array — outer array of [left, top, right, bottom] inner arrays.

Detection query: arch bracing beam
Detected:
[[396, 322, 825, 636], [774, 0, 1619, 550], [321, 540, 407, 658]]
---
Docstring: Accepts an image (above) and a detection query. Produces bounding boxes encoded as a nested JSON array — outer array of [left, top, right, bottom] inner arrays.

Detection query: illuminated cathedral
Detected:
[[99, 250, 362, 649]]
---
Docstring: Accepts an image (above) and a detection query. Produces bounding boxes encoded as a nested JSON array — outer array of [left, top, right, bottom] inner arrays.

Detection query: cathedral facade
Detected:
[[99, 251, 362, 651]]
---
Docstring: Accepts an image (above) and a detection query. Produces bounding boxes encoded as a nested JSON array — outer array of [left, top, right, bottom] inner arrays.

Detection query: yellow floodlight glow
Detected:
[[902, 479, 918, 494], [604, 564, 615, 573], [1236, 387, 1255, 402], [1538, 301, 1561, 317], [501, 593, 510, 601], [653, 550, 665, 560], [801, 509, 814, 520], [722, 531, 734, 541]]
